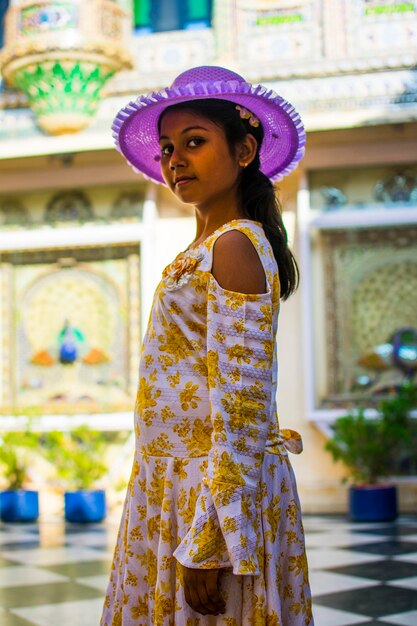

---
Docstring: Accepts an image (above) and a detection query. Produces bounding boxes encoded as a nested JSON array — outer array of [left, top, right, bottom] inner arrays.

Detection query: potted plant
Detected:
[[42, 426, 108, 523], [325, 383, 417, 522], [0, 425, 41, 522]]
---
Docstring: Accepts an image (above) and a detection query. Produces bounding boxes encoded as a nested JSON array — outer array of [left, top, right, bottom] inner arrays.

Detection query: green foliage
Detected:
[[0, 427, 40, 490], [42, 426, 108, 490], [325, 384, 417, 485]]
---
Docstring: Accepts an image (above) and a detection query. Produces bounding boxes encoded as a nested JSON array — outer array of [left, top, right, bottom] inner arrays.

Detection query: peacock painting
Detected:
[[16, 265, 134, 411], [30, 319, 109, 367], [57, 319, 85, 365]]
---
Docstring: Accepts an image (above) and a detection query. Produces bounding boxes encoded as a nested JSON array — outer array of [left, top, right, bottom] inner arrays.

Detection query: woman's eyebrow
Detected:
[[159, 125, 209, 141]]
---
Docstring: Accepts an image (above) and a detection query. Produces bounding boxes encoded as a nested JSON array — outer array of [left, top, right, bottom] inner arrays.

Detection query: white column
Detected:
[[322, 0, 348, 59], [140, 184, 158, 339], [213, 0, 239, 64], [297, 169, 316, 418]]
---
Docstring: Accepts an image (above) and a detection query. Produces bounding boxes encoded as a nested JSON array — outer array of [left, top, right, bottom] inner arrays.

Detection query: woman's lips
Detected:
[[175, 177, 195, 187]]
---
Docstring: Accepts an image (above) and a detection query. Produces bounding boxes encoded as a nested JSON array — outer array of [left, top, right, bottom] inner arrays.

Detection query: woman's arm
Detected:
[[174, 229, 274, 613]]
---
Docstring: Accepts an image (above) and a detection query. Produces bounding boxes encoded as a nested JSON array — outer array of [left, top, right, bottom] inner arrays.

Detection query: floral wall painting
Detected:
[[0, 245, 140, 415]]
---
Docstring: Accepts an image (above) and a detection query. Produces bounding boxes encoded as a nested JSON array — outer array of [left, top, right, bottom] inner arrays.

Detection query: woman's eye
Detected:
[[160, 145, 173, 157], [188, 137, 204, 148]]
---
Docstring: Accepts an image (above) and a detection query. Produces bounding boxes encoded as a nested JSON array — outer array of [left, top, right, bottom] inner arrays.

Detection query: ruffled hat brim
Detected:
[[112, 69, 306, 184]]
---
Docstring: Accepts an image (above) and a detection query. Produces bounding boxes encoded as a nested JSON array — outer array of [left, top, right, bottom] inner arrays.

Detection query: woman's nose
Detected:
[[169, 147, 186, 170]]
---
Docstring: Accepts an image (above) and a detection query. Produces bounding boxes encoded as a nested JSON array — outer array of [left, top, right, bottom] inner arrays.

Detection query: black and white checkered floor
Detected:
[[0, 514, 417, 625]]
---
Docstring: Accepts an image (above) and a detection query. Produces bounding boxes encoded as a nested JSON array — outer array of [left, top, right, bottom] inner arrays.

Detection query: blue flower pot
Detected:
[[64, 489, 106, 523], [0, 490, 39, 522], [349, 485, 397, 522]]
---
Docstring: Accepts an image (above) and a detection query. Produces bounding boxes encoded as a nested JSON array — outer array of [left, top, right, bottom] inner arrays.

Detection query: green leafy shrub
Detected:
[[325, 383, 417, 485], [0, 429, 40, 490], [42, 426, 108, 490]]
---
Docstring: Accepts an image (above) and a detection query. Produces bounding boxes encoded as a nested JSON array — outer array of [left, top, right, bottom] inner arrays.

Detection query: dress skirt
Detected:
[[101, 448, 313, 626]]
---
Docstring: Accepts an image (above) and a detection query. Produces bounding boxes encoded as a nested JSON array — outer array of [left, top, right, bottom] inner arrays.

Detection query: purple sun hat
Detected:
[[112, 65, 306, 184]]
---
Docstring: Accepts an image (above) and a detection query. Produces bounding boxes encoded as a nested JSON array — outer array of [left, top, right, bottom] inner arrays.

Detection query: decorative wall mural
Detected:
[[0, 245, 140, 415], [347, 0, 417, 56], [0, 198, 32, 227], [310, 166, 417, 212], [319, 226, 417, 407], [111, 190, 145, 221], [374, 172, 417, 204], [0, 184, 146, 228], [45, 190, 94, 223], [20, 3, 78, 35]]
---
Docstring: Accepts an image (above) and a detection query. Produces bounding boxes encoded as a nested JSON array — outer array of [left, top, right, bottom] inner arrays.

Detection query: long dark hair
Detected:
[[159, 99, 299, 299]]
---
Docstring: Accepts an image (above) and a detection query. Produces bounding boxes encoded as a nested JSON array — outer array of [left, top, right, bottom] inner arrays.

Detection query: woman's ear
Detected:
[[237, 134, 258, 167]]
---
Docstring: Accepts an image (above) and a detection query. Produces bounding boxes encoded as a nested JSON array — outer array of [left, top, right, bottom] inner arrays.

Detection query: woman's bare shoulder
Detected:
[[211, 229, 266, 294]]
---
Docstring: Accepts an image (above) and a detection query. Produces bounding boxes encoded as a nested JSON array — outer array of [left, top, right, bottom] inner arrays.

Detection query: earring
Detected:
[[240, 162, 248, 168]]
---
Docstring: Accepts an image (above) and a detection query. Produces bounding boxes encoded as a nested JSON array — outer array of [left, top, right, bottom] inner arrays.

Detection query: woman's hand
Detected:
[[182, 565, 226, 616]]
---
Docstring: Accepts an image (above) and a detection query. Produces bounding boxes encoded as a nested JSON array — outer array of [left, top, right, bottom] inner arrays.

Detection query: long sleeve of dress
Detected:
[[173, 273, 274, 575]]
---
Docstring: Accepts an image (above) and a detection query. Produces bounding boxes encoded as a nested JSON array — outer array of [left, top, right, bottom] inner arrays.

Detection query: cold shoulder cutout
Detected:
[[212, 229, 267, 295]]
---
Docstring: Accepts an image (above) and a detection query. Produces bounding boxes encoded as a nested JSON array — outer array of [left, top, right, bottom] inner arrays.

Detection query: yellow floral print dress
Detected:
[[101, 219, 314, 626]]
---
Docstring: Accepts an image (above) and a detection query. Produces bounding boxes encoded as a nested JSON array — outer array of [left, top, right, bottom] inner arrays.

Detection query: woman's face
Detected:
[[158, 109, 242, 213]]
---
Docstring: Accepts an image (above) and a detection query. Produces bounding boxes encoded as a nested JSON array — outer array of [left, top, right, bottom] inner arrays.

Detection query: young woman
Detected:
[[101, 66, 313, 625]]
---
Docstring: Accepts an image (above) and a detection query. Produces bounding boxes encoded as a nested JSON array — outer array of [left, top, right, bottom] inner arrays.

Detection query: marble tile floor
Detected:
[[0, 514, 417, 625]]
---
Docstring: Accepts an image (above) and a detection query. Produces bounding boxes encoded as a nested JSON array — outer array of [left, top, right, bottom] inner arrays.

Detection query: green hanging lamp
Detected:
[[0, 1, 133, 134]]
